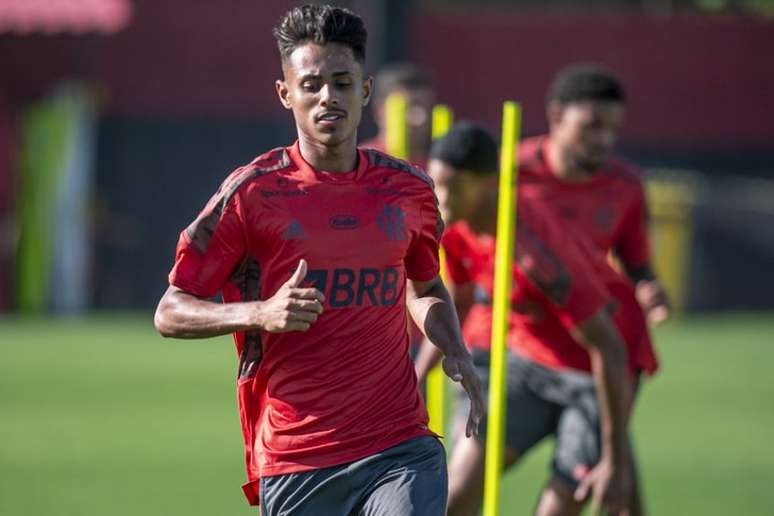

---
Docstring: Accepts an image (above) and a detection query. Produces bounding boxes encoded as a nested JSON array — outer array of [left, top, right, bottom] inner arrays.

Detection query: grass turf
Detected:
[[1, 313, 773, 515]]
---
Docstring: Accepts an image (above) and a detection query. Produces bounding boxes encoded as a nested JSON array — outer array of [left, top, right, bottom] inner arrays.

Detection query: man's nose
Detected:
[[595, 128, 616, 149], [319, 84, 339, 106]]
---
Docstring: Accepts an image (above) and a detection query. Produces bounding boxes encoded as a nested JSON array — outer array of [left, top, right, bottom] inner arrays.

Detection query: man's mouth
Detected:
[[316, 111, 346, 123]]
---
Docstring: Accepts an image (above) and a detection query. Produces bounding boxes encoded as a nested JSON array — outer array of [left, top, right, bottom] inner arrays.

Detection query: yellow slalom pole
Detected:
[[385, 93, 409, 159], [482, 101, 521, 516], [426, 104, 454, 436], [432, 104, 454, 140]]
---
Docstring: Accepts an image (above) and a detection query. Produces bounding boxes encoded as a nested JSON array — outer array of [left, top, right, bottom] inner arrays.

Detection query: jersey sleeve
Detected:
[[516, 212, 610, 331], [405, 187, 443, 282], [441, 227, 475, 286], [168, 184, 247, 298], [615, 179, 651, 270]]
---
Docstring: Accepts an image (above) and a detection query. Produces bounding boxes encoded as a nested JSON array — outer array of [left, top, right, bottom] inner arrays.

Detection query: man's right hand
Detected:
[[257, 259, 325, 333], [574, 455, 633, 516], [442, 352, 484, 438]]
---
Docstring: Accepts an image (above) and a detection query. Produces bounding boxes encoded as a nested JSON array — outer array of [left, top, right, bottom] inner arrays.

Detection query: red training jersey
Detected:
[[518, 136, 658, 375], [168, 142, 442, 505], [360, 134, 428, 350], [519, 136, 650, 270], [443, 200, 615, 373]]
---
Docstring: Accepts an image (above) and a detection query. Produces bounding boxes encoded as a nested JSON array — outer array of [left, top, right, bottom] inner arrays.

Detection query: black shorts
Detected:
[[454, 350, 601, 489], [260, 436, 447, 515]]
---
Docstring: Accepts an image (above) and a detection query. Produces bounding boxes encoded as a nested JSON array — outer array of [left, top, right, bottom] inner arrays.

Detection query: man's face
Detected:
[[428, 159, 494, 225], [276, 43, 372, 148], [549, 100, 625, 172], [377, 86, 435, 152]]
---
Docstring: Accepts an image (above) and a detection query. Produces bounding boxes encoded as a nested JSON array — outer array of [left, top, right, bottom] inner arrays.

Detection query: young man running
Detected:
[[153, 5, 483, 515]]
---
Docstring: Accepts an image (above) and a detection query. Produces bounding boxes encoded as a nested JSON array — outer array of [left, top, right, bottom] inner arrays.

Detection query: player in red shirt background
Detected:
[[520, 63, 670, 329], [516, 65, 667, 514], [153, 5, 483, 515], [415, 123, 636, 516], [359, 62, 435, 166]]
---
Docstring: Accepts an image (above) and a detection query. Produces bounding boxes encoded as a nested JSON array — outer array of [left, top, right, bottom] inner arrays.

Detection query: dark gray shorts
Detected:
[[260, 436, 447, 516], [454, 350, 600, 489]]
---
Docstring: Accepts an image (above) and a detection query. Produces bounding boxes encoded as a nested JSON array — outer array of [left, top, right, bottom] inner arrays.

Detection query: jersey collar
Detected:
[[289, 140, 369, 184]]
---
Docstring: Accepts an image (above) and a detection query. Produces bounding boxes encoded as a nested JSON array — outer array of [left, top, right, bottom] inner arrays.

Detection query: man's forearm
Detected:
[[589, 345, 630, 464], [575, 313, 631, 465], [408, 278, 469, 359], [414, 338, 445, 381], [155, 287, 257, 339]]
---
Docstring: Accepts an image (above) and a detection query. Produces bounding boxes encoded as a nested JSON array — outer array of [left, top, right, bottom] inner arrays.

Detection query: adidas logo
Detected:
[[282, 219, 308, 240]]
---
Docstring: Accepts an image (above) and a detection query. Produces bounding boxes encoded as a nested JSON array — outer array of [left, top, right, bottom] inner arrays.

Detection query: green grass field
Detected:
[[2, 313, 773, 515]]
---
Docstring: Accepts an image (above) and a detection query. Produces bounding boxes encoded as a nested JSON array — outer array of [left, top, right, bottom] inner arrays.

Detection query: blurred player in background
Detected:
[[360, 62, 435, 165], [518, 65, 668, 514], [153, 5, 483, 515], [416, 123, 639, 516], [520, 63, 669, 327]]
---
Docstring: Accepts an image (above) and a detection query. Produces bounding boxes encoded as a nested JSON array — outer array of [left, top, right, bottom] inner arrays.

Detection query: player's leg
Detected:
[[534, 476, 584, 516], [447, 351, 559, 516], [356, 435, 448, 516], [535, 443, 643, 516], [627, 372, 646, 516], [534, 372, 598, 516], [627, 441, 645, 516], [446, 434, 522, 516]]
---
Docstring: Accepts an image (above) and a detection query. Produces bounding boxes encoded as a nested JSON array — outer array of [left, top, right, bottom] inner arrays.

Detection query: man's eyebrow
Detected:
[[297, 73, 321, 82], [297, 70, 351, 82]]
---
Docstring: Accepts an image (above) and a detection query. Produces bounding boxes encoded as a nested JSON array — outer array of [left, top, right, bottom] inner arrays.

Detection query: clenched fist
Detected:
[[257, 259, 325, 333]]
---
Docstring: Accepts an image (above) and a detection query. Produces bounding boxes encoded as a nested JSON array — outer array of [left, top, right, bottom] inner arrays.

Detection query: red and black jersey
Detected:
[[168, 142, 441, 505], [443, 200, 613, 373], [518, 136, 659, 375]]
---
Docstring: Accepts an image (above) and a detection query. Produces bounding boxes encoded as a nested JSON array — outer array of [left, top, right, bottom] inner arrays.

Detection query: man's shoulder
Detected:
[[362, 148, 434, 192], [442, 221, 472, 248], [217, 147, 294, 203], [518, 135, 547, 168], [599, 156, 645, 190]]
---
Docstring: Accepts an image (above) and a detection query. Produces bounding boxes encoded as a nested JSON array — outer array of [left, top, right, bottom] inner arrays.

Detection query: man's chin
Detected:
[[312, 130, 348, 147]]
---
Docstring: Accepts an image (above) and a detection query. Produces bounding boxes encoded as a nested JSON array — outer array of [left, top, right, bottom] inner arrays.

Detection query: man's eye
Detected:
[[301, 83, 318, 91], [336, 82, 352, 89]]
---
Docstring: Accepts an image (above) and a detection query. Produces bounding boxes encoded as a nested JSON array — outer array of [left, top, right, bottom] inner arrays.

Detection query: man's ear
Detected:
[[276, 79, 292, 110], [546, 100, 564, 128], [362, 75, 374, 107]]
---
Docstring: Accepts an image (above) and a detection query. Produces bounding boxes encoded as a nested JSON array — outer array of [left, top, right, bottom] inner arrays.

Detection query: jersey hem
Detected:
[[240, 427, 436, 506]]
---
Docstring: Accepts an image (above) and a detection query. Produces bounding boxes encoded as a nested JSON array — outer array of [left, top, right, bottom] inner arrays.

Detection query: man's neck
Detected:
[[545, 137, 592, 183], [298, 134, 358, 173], [467, 201, 498, 236]]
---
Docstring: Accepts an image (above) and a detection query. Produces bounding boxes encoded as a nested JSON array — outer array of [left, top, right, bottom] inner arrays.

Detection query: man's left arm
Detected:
[[408, 276, 484, 437], [617, 182, 671, 324]]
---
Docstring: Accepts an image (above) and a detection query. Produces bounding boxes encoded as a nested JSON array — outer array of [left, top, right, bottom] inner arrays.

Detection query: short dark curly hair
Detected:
[[547, 64, 625, 104], [273, 4, 367, 64], [429, 122, 499, 175]]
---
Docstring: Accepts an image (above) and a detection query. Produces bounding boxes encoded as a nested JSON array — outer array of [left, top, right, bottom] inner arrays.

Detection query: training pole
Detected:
[[482, 101, 521, 516], [385, 93, 409, 159], [426, 104, 454, 435]]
